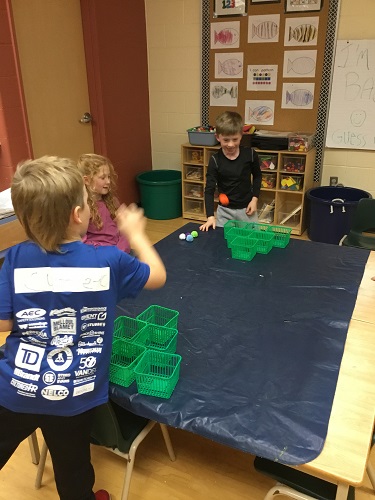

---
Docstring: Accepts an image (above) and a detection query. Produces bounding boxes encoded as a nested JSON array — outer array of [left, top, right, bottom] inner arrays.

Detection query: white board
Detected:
[[326, 40, 375, 150]]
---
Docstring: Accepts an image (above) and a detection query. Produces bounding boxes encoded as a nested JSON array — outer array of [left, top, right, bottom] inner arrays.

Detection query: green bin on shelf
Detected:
[[136, 170, 182, 220]]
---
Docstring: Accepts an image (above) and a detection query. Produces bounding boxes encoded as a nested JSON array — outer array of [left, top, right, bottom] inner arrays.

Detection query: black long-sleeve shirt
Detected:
[[204, 147, 262, 217]]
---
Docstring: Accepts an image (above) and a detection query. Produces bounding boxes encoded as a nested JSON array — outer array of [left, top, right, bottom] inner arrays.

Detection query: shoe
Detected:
[[95, 490, 111, 500]]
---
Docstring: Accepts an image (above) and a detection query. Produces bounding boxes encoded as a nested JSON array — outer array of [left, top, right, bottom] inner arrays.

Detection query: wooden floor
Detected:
[[0, 217, 374, 500]]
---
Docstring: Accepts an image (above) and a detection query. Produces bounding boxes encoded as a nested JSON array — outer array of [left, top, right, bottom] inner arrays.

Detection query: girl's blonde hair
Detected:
[[77, 153, 119, 229], [11, 156, 84, 252]]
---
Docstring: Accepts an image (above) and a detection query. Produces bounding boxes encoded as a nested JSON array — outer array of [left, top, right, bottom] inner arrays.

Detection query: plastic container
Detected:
[[288, 132, 314, 152], [187, 128, 219, 146], [261, 172, 277, 189], [132, 324, 178, 354], [113, 316, 147, 341], [134, 350, 182, 399], [258, 153, 278, 170], [247, 221, 271, 232], [136, 170, 182, 220], [136, 305, 179, 329], [226, 226, 254, 248], [282, 156, 306, 173], [223, 220, 251, 239], [306, 186, 372, 245], [280, 175, 303, 191], [268, 225, 293, 248], [110, 339, 146, 387], [230, 236, 258, 261], [251, 230, 275, 254]]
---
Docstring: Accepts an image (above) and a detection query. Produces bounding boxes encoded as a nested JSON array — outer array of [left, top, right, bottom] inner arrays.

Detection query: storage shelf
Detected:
[[181, 143, 316, 235]]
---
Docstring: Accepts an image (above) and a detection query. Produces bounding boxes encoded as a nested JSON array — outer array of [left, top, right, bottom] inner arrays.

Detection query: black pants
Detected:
[[0, 405, 96, 500]]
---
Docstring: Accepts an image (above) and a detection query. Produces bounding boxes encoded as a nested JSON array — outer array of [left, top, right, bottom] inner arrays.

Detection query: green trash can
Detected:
[[136, 170, 182, 220]]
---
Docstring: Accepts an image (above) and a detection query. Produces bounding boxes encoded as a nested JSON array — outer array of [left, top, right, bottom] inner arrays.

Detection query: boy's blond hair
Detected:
[[11, 156, 84, 252], [77, 153, 119, 229], [215, 111, 244, 136]]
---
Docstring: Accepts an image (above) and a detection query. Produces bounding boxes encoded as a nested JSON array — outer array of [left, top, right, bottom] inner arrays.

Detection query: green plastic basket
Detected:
[[113, 315, 148, 341], [136, 305, 179, 329], [230, 236, 258, 261], [226, 226, 254, 248], [132, 324, 178, 354], [251, 230, 275, 254], [247, 221, 271, 232], [109, 339, 146, 387], [134, 350, 182, 399], [223, 220, 251, 239], [268, 225, 293, 248]]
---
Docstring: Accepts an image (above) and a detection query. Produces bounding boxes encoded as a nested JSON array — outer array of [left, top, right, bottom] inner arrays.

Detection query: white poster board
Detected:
[[326, 40, 375, 150]]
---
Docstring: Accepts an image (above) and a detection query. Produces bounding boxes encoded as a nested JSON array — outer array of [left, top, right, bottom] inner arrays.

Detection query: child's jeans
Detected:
[[0, 405, 96, 500], [216, 205, 258, 227]]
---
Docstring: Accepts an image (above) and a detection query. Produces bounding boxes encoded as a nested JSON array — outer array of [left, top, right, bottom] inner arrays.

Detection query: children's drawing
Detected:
[[248, 15, 280, 44], [215, 53, 244, 78], [284, 17, 319, 47], [283, 50, 317, 78], [281, 83, 315, 109], [245, 100, 275, 125], [247, 65, 278, 91], [210, 82, 238, 106], [211, 21, 240, 49]]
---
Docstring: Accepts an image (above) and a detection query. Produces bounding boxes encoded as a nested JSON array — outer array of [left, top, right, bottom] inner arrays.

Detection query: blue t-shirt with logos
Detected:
[[0, 240, 150, 416]]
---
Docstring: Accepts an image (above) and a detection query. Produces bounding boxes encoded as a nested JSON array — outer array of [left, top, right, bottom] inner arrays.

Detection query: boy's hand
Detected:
[[200, 216, 216, 231], [116, 204, 146, 243], [246, 198, 258, 216]]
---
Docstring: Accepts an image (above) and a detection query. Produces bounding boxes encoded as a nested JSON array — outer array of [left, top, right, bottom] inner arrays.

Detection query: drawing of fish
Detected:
[[218, 58, 243, 76], [214, 28, 239, 45], [287, 56, 315, 75], [286, 89, 313, 106], [289, 24, 317, 43], [252, 21, 278, 40], [249, 106, 273, 122], [211, 85, 238, 99]]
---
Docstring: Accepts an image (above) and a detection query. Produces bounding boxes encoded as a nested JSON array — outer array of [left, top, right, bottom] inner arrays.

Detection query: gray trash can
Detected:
[[136, 170, 182, 220], [306, 186, 372, 244]]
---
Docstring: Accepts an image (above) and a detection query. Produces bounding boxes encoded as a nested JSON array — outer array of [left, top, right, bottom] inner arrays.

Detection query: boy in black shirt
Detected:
[[199, 111, 262, 231]]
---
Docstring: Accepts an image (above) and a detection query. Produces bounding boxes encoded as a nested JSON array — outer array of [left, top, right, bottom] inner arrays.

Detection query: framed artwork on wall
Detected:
[[250, 0, 281, 5], [285, 0, 323, 13], [213, 0, 247, 17]]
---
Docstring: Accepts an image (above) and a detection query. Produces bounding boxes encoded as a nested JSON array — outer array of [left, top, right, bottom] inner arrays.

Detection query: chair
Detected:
[[254, 431, 375, 500], [35, 400, 176, 500], [340, 198, 375, 249]]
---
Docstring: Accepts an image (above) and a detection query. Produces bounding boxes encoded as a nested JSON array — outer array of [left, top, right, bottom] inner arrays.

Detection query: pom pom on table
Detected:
[[179, 230, 198, 242], [219, 193, 230, 206]]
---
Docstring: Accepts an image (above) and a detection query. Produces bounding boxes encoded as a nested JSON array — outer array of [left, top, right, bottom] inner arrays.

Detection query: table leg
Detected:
[[335, 482, 349, 500]]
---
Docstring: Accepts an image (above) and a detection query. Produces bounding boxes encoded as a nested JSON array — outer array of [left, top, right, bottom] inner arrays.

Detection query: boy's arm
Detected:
[[0, 320, 12, 332], [116, 204, 166, 289], [200, 156, 218, 231]]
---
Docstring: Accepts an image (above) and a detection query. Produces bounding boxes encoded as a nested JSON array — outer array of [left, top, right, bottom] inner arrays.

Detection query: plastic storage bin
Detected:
[[226, 226, 254, 248], [288, 132, 314, 152], [306, 186, 372, 244], [134, 350, 182, 399], [136, 305, 179, 329], [258, 153, 278, 170], [224, 220, 251, 239], [251, 230, 275, 254], [136, 170, 182, 220], [187, 127, 219, 146], [132, 324, 178, 354], [282, 156, 306, 173], [261, 172, 277, 189], [280, 175, 303, 191], [268, 225, 293, 248], [110, 339, 146, 387], [230, 236, 258, 261], [113, 316, 147, 341]]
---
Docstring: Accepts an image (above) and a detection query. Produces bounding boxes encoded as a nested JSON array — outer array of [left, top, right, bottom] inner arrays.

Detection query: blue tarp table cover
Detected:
[[110, 223, 369, 465]]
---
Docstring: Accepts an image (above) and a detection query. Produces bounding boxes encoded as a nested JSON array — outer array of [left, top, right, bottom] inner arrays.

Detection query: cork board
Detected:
[[207, 1, 330, 134]]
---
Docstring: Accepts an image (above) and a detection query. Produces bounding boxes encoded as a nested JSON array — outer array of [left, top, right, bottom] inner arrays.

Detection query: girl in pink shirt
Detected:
[[78, 153, 131, 253]]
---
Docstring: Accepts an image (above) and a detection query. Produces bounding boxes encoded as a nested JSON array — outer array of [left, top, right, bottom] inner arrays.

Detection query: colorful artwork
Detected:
[[281, 83, 315, 109], [211, 21, 240, 49], [245, 100, 275, 125], [284, 17, 319, 47], [247, 65, 278, 91], [215, 53, 244, 78], [248, 15, 280, 44]]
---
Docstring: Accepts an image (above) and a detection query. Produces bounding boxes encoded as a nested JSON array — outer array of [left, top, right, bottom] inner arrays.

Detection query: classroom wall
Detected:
[[145, 0, 375, 197]]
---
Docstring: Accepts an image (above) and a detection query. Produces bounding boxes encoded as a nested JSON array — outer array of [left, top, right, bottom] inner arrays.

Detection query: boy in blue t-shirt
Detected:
[[0, 156, 166, 500]]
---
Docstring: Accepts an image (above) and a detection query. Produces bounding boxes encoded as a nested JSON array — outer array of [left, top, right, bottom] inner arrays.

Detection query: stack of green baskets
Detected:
[[110, 305, 182, 399], [224, 220, 292, 261]]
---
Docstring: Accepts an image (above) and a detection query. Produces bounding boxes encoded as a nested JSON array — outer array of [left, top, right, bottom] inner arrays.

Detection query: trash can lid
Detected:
[[136, 170, 181, 185]]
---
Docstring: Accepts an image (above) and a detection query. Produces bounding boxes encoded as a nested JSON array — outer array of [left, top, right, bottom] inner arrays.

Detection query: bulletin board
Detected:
[[201, 0, 341, 182], [326, 40, 375, 150]]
